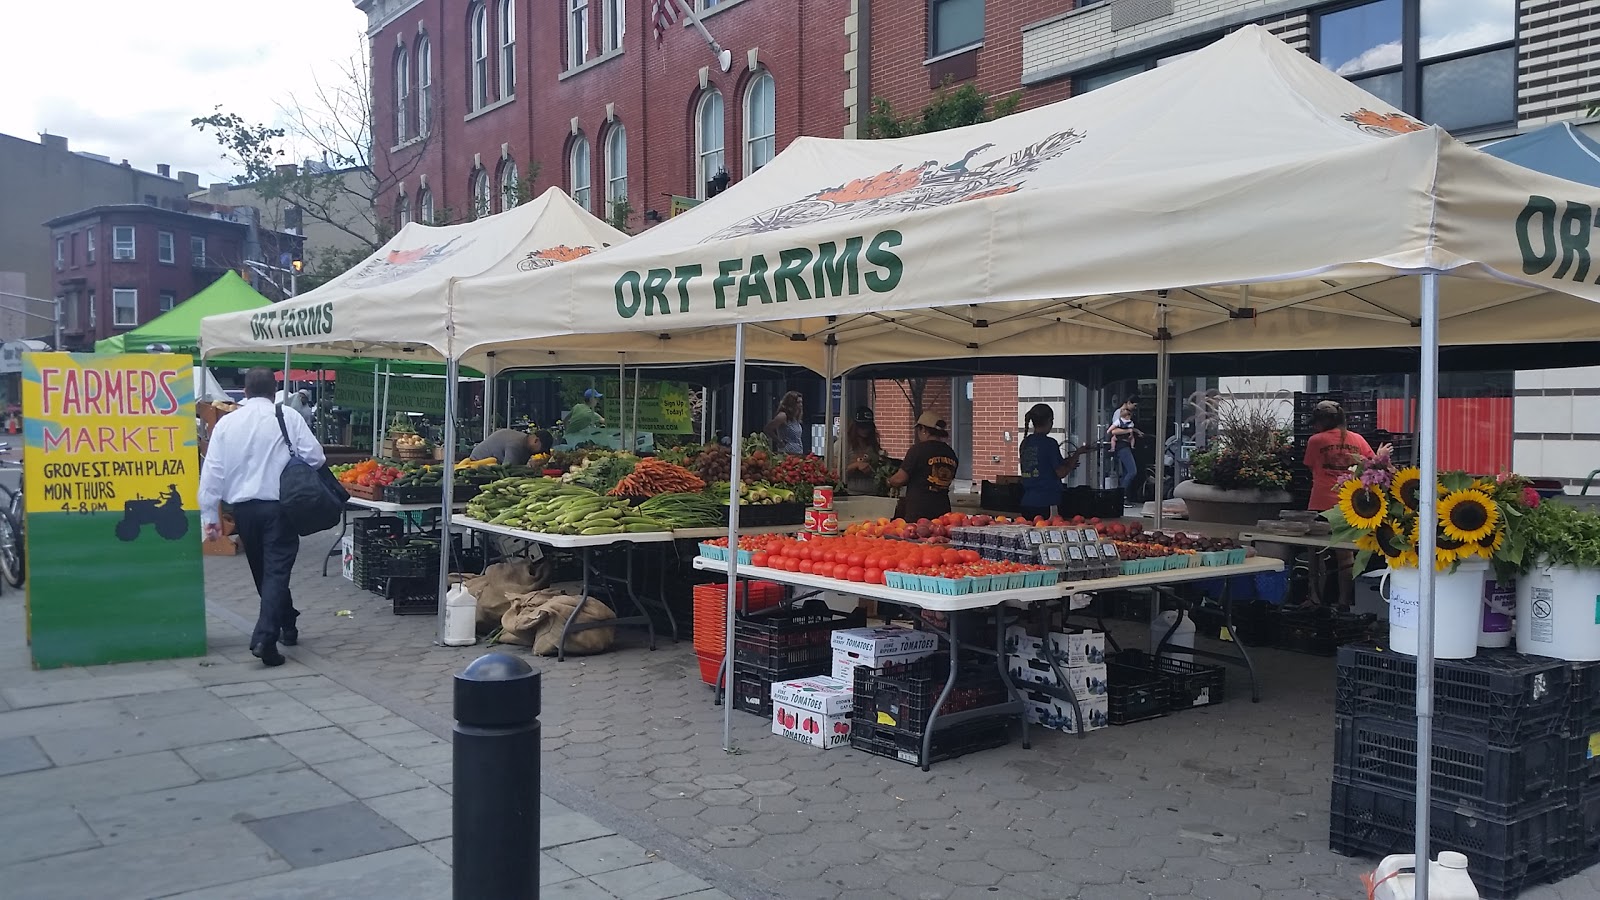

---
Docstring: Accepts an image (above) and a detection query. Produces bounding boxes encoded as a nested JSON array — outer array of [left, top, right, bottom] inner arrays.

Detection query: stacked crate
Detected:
[[690, 581, 784, 686], [350, 516, 404, 593], [1289, 390, 1383, 509], [849, 656, 1011, 768], [729, 605, 865, 718], [1330, 644, 1578, 898]]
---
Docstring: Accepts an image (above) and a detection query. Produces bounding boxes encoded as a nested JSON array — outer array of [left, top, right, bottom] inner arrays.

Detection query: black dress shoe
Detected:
[[250, 641, 286, 667], [279, 625, 298, 647]]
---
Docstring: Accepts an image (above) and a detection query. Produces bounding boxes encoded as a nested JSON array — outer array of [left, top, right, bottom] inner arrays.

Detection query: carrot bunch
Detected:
[[607, 457, 707, 497]]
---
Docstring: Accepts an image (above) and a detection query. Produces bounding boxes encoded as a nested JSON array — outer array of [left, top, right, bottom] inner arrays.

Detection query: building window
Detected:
[[397, 195, 412, 229], [498, 0, 516, 97], [1314, 0, 1515, 133], [86, 229, 95, 264], [929, 0, 984, 58], [86, 290, 96, 331], [420, 188, 436, 224], [112, 289, 138, 328], [470, 3, 491, 110], [1076, 64, 1143, 93], [696, 90, 724, 199], [159, 291, 176, 313], [569, 136, 592, 211], [744, 72, 775, 173], [499, 160, 521, 211], [64, 293, 80, 332], [55, 237, 64, 271], [471, 168, 492, 219], [191, 235, 206, 267], [569, 0, 590, 69], [603, 0, 624, 52], [284, 205, 304, 232], [396, 48, 411, 143], [416, 37, 433, 134], [112, 226, 135, 260], [158, 231, 175, 264], [605, 126, 628, 210]]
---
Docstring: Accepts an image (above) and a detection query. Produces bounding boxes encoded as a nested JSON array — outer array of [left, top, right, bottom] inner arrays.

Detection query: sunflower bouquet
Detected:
[[1322, 449, 1537, 576]]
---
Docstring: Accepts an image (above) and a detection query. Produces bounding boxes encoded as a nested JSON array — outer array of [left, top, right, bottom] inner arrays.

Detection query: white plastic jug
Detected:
[[1368, 851, 1479, 899], [1151, 610, 1194, 664], [1380, 560, 1487, 659], [443, 584, 478, 647]]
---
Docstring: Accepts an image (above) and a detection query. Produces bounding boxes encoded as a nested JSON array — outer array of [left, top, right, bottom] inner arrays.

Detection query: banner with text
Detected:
[[597, 379, 692, 434], [334, 368, 448, 418], [23, 353, 205, 668]]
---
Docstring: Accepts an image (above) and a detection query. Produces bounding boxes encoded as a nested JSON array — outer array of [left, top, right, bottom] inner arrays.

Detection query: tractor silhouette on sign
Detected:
[[115, 485, 189, 542]]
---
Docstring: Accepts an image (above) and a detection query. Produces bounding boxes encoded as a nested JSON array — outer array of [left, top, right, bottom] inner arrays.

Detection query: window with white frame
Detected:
[[744, 72, 775, 173], [190, 235, 206, 266], [112, 226, 135, 260], [86, 290, 96, 331], [696, 90, 724, 198], [471, 169, 492, 219], [470, 3, 490, 110], [603, 0, 624, 52], [605, 126, 628, 212], [569, 136, 592, 211], [568, 0, 589, 69], [112, 288, 138, 327], [396, 48, 411, 143], [398, 194, 412, 228], [55, 238, 64, 271], [64, 293, 79, 331], [157, 231, 175, 264], [419, 189, 435, 224], [86, 228, 95, 263], [928, 0, 984, 58], [159, 291, 176, 313], [499, 161, 521, 211], [498, 0, 516, 97], [416, 37, 433, 134]]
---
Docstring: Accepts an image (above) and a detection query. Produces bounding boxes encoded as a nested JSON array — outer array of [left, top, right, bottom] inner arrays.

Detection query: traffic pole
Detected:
[[453, 652, 541, 900]]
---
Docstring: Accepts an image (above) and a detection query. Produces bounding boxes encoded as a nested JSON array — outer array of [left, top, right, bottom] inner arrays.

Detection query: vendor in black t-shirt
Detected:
[[889, 413, 959, 521]]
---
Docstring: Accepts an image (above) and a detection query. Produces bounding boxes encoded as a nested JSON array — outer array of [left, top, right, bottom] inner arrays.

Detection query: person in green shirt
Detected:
[[563, 388, 606, 443]]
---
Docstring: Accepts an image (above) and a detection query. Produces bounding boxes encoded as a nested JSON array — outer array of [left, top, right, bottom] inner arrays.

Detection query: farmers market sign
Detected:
[[21, 353, 205, 668], [248, 302, 336, 341], [1516, 195, 1600, 285]]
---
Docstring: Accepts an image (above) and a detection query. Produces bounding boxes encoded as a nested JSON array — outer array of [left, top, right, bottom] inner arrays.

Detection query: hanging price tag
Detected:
[[1388, 582, 1419, 630]]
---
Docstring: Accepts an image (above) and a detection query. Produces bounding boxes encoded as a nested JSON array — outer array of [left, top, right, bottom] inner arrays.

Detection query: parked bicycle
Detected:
[[0, 455, 24, 588]]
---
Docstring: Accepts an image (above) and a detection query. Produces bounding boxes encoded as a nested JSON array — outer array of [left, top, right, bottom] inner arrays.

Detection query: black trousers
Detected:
[[232, 500, 300, 647]]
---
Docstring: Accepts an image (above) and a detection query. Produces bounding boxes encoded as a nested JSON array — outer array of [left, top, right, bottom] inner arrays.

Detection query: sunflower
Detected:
[[1338, 480, 1389, 530], [1474, 527, 1505, 559], [1395, 548, 1420, 569], [1391, 468, 1422, 513], [1433, 533, 1473, 569], [1373, 519, 1410, 560], [1439, 489, 1499, 544]]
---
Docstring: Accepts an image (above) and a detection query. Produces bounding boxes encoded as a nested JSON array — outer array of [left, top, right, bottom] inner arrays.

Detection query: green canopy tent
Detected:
[[94, 271, 268, 355]]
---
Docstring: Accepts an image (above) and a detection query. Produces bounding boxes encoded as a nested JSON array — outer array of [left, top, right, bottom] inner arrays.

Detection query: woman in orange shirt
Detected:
[[1302, 401, 1372, 607]]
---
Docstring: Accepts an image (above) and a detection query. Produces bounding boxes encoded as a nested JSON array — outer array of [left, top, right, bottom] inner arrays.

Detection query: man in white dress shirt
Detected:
[[200, 368, 326, 666]]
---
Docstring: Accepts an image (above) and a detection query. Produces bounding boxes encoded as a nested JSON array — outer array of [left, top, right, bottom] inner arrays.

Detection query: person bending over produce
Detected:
[[471, 428, 540, 468]]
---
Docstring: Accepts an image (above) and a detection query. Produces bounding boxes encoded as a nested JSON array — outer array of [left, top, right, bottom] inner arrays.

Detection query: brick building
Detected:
[[360, 0, 856, 234], [861, 0, 1600, 488], [45, 206, 295, 351]]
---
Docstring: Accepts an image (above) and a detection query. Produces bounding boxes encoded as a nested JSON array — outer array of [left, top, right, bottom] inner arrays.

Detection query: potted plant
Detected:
[[1513, 498, 1600, 661], [1174, 392, 1295, 524], [1323, 452, 1538, 659]]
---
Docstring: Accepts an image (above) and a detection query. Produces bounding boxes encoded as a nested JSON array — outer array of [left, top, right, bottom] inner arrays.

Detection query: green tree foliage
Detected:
[[863, 80, 1022, 139]]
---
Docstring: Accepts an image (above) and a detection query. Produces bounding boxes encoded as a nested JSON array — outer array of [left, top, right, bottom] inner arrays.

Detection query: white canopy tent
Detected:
[[440, 27, 1600, 890]]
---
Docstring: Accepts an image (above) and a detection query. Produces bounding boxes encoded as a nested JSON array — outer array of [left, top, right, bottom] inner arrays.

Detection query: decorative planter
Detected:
[[1173, 481, 1293, 525], [1380, 558, 1489, 659], [1516, 560, 1600, 661]]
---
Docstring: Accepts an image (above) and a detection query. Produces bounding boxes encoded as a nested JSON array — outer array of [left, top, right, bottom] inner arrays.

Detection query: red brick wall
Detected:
[[865, 0, 1075, 128], [970, 373, 1018, 482], [373, 0, 852, 231]]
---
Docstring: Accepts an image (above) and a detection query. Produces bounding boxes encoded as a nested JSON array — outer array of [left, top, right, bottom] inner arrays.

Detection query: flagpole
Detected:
[[669, 0, 733, 71]]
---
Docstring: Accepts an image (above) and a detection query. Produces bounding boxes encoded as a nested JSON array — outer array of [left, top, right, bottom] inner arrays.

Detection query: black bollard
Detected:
[[454, 652, 541, 900]]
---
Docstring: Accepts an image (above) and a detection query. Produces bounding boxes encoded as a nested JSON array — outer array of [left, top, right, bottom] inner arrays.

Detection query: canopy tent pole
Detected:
[[1414, 273, 1441, 897], [1153, 306, 1170, 531], [823, 338, 837, 467], [484, 352, 496, 440], [282, 349, 291, 398], [435, 357, 461, 646], [1401, 374, 1414, 465], [632, 368, 642, 452], [370, 360, 381, 453], [723, 324, 748, 753], [617, 357, 626, 451], [378, 363, 393, 456], [701, 388, 712, 443]]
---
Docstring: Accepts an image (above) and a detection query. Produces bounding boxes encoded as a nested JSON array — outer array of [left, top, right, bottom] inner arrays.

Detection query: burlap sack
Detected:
[[490, 589, 615, 656], [469, 560, 552, 628]]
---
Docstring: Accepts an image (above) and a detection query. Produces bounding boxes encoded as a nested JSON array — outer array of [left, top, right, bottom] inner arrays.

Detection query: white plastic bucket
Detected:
[[1516, 562, 1600, 661], [1380, 559, 1488, 659]]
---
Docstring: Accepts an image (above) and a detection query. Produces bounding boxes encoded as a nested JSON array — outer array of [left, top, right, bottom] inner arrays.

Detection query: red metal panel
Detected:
[[1375, 398, 1511, 473]]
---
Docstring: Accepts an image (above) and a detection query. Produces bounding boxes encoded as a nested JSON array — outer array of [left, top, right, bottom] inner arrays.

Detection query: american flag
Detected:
[[651, 0, 679, 45]]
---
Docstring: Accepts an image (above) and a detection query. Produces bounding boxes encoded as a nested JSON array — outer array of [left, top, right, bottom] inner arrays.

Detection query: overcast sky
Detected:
[[1, 1, 369, 184]]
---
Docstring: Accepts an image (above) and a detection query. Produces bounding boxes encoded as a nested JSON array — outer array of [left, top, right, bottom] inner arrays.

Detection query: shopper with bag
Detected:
[[199, 367, 328, 666]]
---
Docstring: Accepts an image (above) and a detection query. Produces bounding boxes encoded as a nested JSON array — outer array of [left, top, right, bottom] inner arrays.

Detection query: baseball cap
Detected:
[[583, 388, 603, 399], [915, 412, 949, 434]]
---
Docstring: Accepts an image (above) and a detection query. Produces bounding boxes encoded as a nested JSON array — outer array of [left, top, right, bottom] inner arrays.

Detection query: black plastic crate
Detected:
[[1275, 608, 1376, 656], [1336, 644, 1571, 747], [1329, 780, 1565, 900], [370, 541, 443, 580], [1106, 655, 1168, 725], [1100, 591, 1153, 623], [851, 656, 1008, 735], [726, 502, 806, 527], [849, 716, 1010, 768], [353, 515, 404, 546], [385, 576, 438, 615], [1565, 730, 1600, 798], [1569, 662, 1600, 734], [1334, 715, 1567, 820], [733, 606, 865, 673], [1115, 649, 1226, 710], [1558, 787, 1600, 878]]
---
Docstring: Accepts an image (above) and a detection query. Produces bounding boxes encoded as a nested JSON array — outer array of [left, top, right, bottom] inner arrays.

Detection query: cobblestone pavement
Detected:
[[0, 592, 737, 899], [203, 532, 1600, 900]]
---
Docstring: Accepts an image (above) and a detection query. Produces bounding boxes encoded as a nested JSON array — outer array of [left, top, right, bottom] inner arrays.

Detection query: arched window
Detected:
[[471, 168, 492, 220], [395, 48, 411, 144], [469, 3, 490, 110], [605, 125, 628, 213], [416, 37, 433, 135], [744, 71, 775, 173], [499, 160, 521, 211], [419, 188, 435, 225], [569, 136, 592, 211], [696, 90, 724, 199], [498, 0, 516, 98], [397, 194, 412, 229]]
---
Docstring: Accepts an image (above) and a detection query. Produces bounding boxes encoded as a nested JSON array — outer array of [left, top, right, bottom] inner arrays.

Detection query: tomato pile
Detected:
[[337, 459, 403, 487], [701, 534, 788, 553], [846, 512, 1112, 542], [740, 535, 1050, 585], [764, 455, 838, 490]]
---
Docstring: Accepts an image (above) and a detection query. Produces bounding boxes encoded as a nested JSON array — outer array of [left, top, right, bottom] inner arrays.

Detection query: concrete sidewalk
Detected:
[[0, 597, 735, 899]]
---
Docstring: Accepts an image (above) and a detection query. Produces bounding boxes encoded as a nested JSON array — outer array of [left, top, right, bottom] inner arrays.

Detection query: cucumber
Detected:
[[581, 525, 621, 535]]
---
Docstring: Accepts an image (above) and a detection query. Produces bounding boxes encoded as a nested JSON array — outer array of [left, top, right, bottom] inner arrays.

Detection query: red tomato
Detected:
[[799, 559, 815, 575], [940, 550, 961, 566], [958, 549, 981, 564], [865, 568, 884, 584], [846, 553, 866, 568], [751, 552, 769, 567], [846, 566, 865, 582], [821, 549, 838, 564]]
